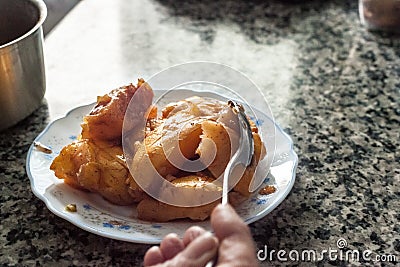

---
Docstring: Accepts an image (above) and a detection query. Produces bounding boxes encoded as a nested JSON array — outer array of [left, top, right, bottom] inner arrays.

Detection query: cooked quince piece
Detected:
[[132, 119, 204, 178], [197, 117, 266, 197], [132, 97, 229, 179], [170, 175, 215, 188], [81, 79, 152, 142], [137, 175, 219, 222], [136, 175, 248, 222], [50, 139, 140, 205], [131, 127, 179, 179], [50, 140, 95, 189], [162, 96, 227, 119], [233, 132, 266, 197], [127, 173, 145, 202], [137, 197, 219, 222], [196, 120, 232, 178]]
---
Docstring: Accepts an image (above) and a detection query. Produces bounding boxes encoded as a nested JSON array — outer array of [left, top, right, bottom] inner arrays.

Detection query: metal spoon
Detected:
[[221, 100, 255, 205], [206, 100, 254, 267]]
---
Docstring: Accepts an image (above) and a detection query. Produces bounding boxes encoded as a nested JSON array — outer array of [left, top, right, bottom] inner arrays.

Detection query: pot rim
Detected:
[[0, 0, 47, 50]]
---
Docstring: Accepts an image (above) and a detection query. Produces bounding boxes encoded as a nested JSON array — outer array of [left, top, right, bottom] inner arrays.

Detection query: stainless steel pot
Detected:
[[0, 0, 47, 131]]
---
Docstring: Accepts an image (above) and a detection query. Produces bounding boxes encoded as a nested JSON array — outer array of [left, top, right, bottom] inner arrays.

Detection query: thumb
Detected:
[[211, 204, 259, 266], [211, 204, 251, 240]]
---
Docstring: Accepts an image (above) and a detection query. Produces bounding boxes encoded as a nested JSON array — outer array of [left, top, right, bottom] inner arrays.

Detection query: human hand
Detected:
[[143, 204, 259, 267]]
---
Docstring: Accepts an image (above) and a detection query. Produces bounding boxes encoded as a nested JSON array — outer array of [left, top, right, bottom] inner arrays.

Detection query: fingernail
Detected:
[[189, 226, 204, 240], [188, 232, 219, 265], [201, 231, 218, 249], [184, 231, 218, 259]]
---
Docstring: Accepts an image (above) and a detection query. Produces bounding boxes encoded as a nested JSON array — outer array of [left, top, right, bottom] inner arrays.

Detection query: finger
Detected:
[[182, 226, 206, 246], [143, 246, 165, 266], [211, 204, 259, 266], [211, 204, 251, 240], [176, 232, 218, 266], [159, 233, 185, 260]]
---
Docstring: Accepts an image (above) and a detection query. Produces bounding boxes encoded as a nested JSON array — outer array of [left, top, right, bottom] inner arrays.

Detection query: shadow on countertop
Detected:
[[43, 0, 80, 35], [0, 100, 49, 158], [154, 0, 357, 45]]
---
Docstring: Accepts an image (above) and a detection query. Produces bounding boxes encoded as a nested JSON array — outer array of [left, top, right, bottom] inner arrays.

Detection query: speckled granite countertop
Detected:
[[1, 0, 399, 266]]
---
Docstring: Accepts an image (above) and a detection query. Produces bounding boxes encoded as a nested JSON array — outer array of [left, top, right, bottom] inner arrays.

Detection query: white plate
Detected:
[[26, 101, 298, 244]]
